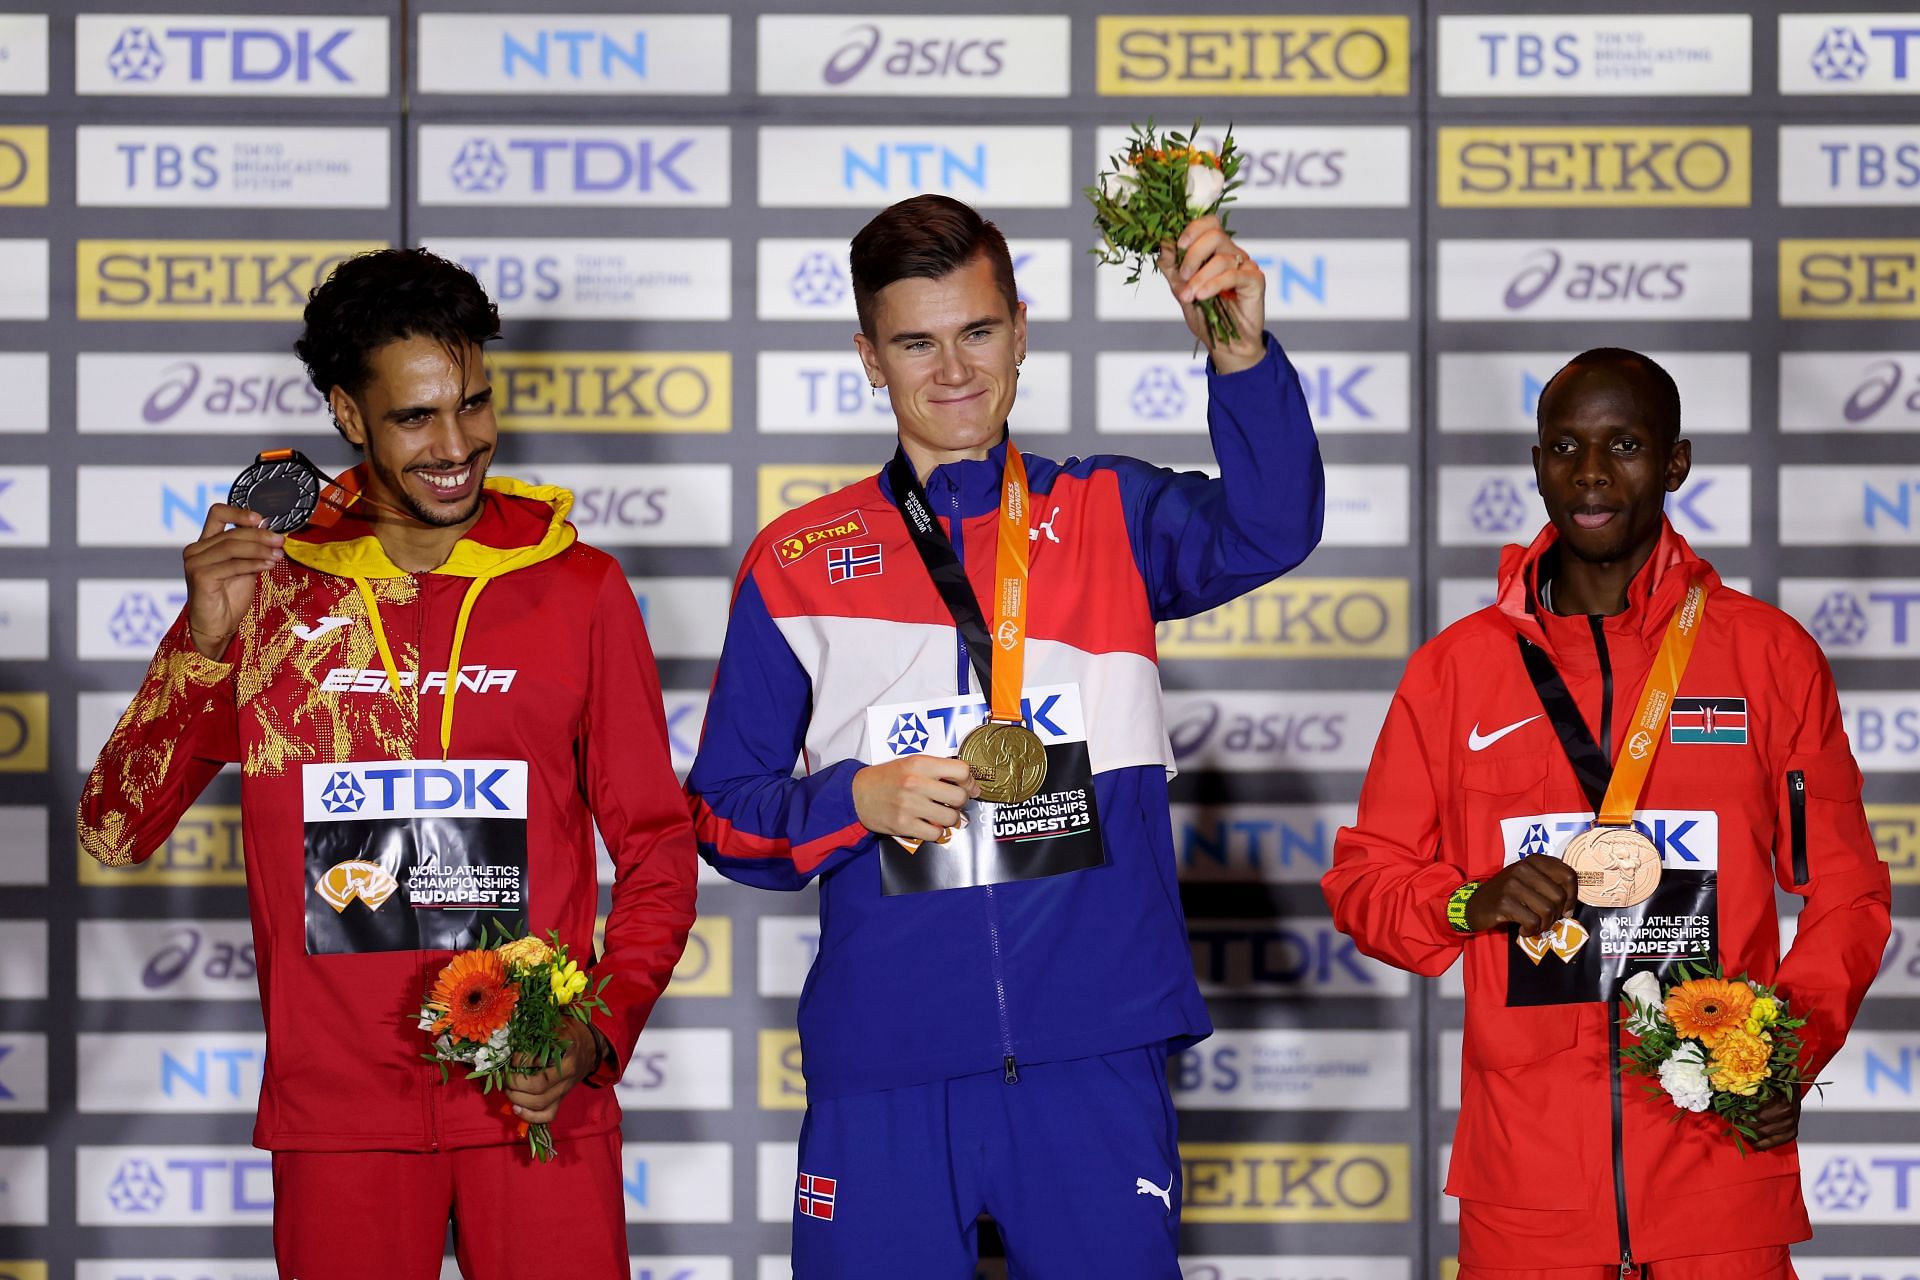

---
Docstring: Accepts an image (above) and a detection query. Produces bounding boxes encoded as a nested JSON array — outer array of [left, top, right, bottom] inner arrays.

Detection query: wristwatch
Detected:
[[1446, 881, 1481, 933]]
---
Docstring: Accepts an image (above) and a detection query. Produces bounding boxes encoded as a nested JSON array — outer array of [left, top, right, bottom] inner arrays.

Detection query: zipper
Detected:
[[412, 575, 443, 1153], [1588, 616, 1613, 757], [941, 462, 1018, 1084], [1607, 986, 1637, 1277], [1788, 769, 1809, 886], [984, 885, 1018, 1083]]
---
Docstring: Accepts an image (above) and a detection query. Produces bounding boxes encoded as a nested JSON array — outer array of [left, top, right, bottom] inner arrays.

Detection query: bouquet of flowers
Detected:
[[1618, 964, 1818, 1153], [1085, 120, 1246, 348], [415, 922, 609, 1162]]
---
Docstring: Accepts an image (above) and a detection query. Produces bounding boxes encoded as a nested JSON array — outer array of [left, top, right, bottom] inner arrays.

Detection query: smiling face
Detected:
[[1532, 361, 1690, 567], [331, 334, 497, 531], [854, 251, 1027, 475]]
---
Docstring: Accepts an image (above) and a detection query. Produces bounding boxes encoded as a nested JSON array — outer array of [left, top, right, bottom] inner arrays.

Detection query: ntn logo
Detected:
[[843, 141, 984, 191], [1179, 815, 1336, 871], [503, 29, 645, 79]]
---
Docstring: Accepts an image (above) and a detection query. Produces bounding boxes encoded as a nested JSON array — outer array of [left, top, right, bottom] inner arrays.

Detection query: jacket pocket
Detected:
[[1787, 769, 1808, 887], [1459, 751, 1550, 879]]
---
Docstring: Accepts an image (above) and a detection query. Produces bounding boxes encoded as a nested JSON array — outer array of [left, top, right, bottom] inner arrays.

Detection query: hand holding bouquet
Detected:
[[1085, 121, 1248, 350], [1619, 965, 1818, 1154], [415, 924, 610, 1162]]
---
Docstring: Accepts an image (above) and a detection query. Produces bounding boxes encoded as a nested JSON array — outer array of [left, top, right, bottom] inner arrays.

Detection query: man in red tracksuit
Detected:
[[1324, 349, 1891, 1279], [79, 248, 697, 1279]]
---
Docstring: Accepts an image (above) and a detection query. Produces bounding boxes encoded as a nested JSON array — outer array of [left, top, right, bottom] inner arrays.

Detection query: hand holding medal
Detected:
[[1513, 578, 1709, 970]]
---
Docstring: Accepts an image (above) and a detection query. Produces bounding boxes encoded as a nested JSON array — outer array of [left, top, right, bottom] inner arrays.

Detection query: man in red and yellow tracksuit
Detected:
[[1324, 349, 1891, 1279], [79, 248, 696, 1279]]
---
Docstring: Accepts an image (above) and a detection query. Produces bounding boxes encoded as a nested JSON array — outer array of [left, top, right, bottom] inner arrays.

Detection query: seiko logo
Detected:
[[319, 665, 516, 694]]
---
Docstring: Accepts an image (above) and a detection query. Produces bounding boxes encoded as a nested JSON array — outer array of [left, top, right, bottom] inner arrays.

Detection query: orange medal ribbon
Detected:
[[987, 443, 1032, 727], [1596, 578, 1709, 826]]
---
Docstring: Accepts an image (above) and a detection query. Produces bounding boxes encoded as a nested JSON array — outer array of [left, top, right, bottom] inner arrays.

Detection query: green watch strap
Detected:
[[1447, 881, 1480, 933]]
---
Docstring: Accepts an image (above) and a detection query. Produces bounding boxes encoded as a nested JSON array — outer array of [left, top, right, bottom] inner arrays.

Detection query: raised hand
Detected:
[[182, 503, 281, 659], [1157, 214, 1267, 374]]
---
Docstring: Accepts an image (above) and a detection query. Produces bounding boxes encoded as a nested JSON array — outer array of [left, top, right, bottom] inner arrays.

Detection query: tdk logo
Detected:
[[109, 589, 177, 650], [789, 252, 849, 308], [1810, 26, 1920, 84], [1501, 810, 1722, 869], [1469, 476, 1530, 534], [302, 760, 529, 822], [446, 135, 698, 194], [843, 141, 985, 191], [107, 25, 359, 84]]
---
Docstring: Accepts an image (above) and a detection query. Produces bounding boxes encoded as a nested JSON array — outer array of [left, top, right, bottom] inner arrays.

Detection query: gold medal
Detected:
[[959, 721, 1048, 805], [1563, 824, 1663, 908]]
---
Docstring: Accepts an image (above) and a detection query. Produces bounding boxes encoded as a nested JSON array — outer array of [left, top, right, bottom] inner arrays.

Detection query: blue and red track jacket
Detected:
[[687, 335, 1325, 1099]]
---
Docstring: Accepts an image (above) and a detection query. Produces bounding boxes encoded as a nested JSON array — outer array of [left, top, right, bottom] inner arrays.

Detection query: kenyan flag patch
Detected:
[[1670, 697, 1748, 745]]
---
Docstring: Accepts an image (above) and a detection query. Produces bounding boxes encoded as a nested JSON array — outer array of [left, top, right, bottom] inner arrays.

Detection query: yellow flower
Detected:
[[1707, 1028, 1773, 1096], [1745, 995, 1779, 1035], [550, 958, 588, 1006], [496, 935, 554, 974]]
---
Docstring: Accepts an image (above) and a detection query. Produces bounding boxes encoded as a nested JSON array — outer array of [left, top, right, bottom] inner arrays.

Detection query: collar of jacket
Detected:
[[877, 432, 1013, 522], [281, 467, 576, 580], [1495, 516, 1722, 661]]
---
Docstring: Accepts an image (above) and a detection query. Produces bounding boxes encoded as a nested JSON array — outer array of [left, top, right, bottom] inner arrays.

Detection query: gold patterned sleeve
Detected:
[[77, 608, 241, 868]]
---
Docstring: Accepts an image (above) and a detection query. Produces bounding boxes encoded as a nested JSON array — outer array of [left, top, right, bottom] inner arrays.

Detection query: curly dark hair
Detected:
[[294, 248, 501, 446], [849, 194, 1017, 340]]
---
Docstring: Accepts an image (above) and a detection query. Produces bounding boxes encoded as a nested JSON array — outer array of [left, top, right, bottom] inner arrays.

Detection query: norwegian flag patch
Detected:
[[1670, 697, 1748, 745], [825, 544, 883, 584], [797, 1172, 837, 1220]]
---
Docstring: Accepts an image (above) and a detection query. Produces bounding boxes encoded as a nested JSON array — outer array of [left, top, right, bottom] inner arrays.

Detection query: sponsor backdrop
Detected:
[[0, 2, 1916, 1277]]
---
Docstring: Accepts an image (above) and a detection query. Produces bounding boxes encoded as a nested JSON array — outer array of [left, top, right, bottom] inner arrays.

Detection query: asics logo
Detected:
[[1467, 715, 1542, 752]]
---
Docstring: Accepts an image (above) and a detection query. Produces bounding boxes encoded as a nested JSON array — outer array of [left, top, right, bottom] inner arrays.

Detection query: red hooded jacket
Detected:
[[1324, 521, 1891, 1258], [79, 474, 698, 1153]]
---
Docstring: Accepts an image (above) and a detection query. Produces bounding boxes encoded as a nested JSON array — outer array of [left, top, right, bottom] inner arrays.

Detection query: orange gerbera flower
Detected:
[[430, 949, 519, 1042], [1665, 977, 1755, 1046]]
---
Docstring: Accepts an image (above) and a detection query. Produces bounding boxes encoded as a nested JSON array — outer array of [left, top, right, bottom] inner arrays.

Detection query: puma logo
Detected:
[[294, 616, 351, 643], [1135, 1173, 1172, 1212]]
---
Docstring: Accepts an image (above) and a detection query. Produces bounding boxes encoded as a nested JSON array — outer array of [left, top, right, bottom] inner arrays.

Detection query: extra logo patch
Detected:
[[797, 1173, 837, 1221], [1670, 697, 1748, 745], [825, 543, 883, 584], [776, 511, 868, 568]]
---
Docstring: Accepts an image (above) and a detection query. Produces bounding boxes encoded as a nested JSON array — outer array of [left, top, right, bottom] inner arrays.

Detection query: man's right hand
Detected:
[[852, 755, 981, 842], [1463, 856, 1580, 934], [183, 503, 282, 660]]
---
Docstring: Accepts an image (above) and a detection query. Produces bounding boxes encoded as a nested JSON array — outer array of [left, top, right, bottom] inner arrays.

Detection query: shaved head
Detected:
[[1536, 348, 1681, 446]]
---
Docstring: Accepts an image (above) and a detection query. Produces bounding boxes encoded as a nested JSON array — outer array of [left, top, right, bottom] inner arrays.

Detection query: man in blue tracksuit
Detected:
[[687, 194, 1324, 1277]]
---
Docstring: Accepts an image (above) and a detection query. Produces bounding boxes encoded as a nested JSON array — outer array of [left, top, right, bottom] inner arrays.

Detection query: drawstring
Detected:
[[354, 573, 494, 761], [353, 578, 404, 700], [439, 576, 493, 761]]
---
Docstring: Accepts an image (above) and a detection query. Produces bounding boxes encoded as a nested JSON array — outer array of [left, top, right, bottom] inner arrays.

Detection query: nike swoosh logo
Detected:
[[1467, 715, 1542, 752], [293, 617, 351, 643]]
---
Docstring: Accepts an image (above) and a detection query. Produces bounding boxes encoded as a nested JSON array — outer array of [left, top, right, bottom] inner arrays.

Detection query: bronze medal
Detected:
[[959, 721, 1048, 806], [1562, 824, 1663, 908]]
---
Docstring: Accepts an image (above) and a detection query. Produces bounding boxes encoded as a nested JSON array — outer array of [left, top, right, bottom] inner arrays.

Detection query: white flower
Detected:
[[416, 1008, 439, 1032], [1622, 971, 1665, 1010], [1622, 971, 1669, 1035], [1658, 1041, 1714, 1112], [1101, 164, 1139, 205], [1186, 163, 1225, 214], [472, 1025, 512, 1074]]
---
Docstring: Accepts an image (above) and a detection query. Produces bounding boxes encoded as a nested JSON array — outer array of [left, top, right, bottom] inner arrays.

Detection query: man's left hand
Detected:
[[1158, 214, 1266, 375], [1748, 1092, 1802, 1152], [504, 1018, 610, 1126]]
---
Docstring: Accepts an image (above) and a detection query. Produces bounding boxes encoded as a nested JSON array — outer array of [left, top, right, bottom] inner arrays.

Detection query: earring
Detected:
[[870, 382, 880, 397]]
